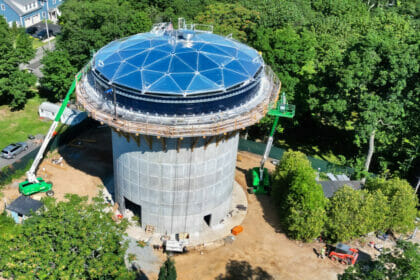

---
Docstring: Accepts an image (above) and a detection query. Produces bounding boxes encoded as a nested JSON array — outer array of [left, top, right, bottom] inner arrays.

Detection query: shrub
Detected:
[[272, 150, 328, 241], [365, 178, 418, 233], [326, 186, 389, 242], [158, 257, 177, 280]]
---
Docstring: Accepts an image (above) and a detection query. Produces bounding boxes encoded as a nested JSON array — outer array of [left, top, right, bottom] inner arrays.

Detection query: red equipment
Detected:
[[328, 243, 359, 265]]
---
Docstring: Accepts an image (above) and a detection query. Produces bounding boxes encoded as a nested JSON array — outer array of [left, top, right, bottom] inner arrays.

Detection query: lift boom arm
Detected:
[[259, 93, 295, 181], [26, 73, 82, 183]]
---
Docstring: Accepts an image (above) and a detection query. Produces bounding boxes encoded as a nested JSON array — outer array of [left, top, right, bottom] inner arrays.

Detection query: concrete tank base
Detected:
[[125, 180, 248, 249], [112, 131, 239, 234]]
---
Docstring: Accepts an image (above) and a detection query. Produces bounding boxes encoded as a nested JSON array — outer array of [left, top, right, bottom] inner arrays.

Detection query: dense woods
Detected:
[[1, 0, 419, 179]]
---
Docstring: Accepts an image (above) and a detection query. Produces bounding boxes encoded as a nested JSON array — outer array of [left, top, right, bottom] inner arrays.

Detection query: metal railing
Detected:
[[75, 66, 280, 138]]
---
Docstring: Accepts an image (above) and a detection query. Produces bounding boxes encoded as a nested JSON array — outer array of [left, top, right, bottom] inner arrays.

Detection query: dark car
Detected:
[[26, 26, 39, 35], [35, 29, 53, 40], [1, 142, 28, 159]]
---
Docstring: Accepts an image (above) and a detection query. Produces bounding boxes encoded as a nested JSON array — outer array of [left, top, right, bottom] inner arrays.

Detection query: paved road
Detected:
[[0, 138, 42, 170], [20, 40, 55, 78]]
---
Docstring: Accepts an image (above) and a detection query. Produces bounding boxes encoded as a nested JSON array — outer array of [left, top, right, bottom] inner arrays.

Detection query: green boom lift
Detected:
[[18, 72, 83, 196], [250, 92, 295, 194]]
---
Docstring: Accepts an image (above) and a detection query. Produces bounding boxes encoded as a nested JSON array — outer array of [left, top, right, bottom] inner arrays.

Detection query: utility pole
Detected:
[[43, 0, 51, 50], [415, 177, 420, 194]]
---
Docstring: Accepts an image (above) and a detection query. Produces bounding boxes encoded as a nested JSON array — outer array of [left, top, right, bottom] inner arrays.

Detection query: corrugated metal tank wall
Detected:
[[112, 131, 239, 234]]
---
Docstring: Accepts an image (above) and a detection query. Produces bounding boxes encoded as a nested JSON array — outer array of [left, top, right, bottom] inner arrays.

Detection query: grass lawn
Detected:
[[0, 96, 52, 149], [32, 37, 46, 49], [31, 37, 55, 49]]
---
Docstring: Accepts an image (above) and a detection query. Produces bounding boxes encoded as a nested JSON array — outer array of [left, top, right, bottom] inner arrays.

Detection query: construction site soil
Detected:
[[1, 127, 349, 279]]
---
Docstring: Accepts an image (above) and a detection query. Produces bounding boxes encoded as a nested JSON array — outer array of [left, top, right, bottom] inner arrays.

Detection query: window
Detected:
[[40, 1, 44, 6], [52, 0, 56, 4], [42, 11, 46, 17], [1, 4, 5, 11], [204, 214, 211, 226]]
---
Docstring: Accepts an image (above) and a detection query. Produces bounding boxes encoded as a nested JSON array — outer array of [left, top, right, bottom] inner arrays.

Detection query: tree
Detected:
[[283, 169, 328, 241], [57, 0, 152, 69], [40, 50, 77, 101], [335, 10, 418, 174], [272, 150, 314, 204], [1, 70, 36, 109], [326, 186, 389, 241], [158, 257, 177, 280], [15, 29, 35, 63], [194, 3, 260, 42], [272, 150, 327, 241], [0, 194, 135, 279], [365, 177, 418, 233], [339, 240, 420, 280], [0, 16, 36, 109], [252, 26, 317, 112]]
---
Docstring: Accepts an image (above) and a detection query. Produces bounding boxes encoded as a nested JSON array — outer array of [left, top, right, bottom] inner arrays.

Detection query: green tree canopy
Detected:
[[272, 150, 328, 241], [15, 29, 35, 63], [194, 3, 259, 42], [0, 16, 36, 109], [326, 186, 389, 242], [57, 0, 152, 69], [365, 177, 418, 233], [158, 257, 177, 280], [0, 194, 135, 279], [40, 50, 77, 101]]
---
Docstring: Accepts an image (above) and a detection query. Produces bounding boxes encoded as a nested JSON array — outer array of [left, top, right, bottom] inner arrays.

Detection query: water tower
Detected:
[[76, 20, 280, 234]]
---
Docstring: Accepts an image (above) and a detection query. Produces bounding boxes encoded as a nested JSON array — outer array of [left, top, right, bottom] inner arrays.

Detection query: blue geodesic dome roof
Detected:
[[93, 31, 263, 96]]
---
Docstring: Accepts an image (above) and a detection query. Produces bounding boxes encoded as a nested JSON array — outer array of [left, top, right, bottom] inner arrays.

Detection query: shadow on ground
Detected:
[[356, 249, 372, 263], [236, 166, 284, 234], [57, 122, 115, 196], [215, 260, 273, 280]]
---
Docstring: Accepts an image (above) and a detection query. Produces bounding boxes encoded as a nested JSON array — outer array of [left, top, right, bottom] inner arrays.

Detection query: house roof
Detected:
[[4, 0, 41, 16], [6, 196, 43, 216], [3, 0, 24, 16], [14, 0, 34, 5], [319, 180, 363, 198]]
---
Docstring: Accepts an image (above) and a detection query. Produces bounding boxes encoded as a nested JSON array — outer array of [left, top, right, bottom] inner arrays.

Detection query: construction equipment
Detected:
[[328, 243, 359, 265], [164, 234, 189, 253], [250, 92, 295, 194], [18, 72, 82, 196]]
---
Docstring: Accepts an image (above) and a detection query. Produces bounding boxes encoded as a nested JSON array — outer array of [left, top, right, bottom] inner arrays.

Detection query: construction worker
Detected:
[[320, 246, 326, 259]]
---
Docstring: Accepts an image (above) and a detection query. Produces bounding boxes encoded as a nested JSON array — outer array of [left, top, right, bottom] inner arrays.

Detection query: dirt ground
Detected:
[[0, 126, 112, 209], [169, 151, 345, 280], [1, 129, 348, 279]]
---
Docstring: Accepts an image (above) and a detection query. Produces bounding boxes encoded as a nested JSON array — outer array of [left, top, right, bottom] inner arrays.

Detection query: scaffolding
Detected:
[[76, 65, 280, 138]]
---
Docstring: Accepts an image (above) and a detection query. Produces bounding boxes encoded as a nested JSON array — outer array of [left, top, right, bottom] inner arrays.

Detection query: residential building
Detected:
[[0, 0, 62, 28]]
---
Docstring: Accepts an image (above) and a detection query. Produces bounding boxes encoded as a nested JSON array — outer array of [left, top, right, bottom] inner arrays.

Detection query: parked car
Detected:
[[26, 26, 39, 35], [35, 29, 53, 40], [1, 142, 28, 159]]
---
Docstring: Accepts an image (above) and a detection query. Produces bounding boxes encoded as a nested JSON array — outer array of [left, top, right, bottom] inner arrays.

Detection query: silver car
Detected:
[[1, 142, 28, 159]]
